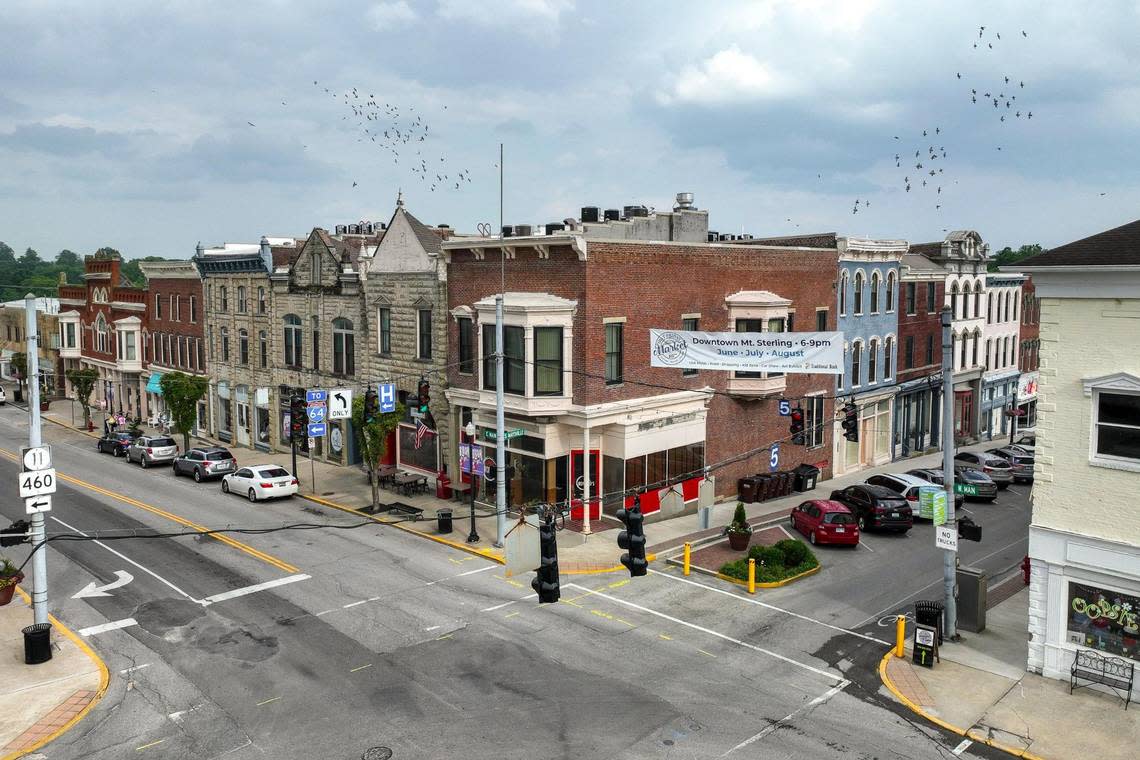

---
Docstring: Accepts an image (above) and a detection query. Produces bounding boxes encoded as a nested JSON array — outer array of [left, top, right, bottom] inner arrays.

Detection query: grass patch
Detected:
[[719, 539, 819, 584]]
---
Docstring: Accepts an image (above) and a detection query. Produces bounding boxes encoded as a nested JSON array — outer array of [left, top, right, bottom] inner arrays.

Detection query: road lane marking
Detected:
[[256, 697, 280, 706], [952, 738, 973, 755], [608, 579, 630, 589], [566, 584, 842, 683], [314, 609, 334, 617], [436, 633, 453, 640], [200, 573, 310, 606], [721, 681, 849, 756], [504, 611, 519, 619], [858, 539, 876, 553], [342, 600, 368, 609], [78, 617, 138, 637], [350, 664, 373, 673], [647, 569, 889, 646], [136, 739, 166, 751], [0, 448, 298, 573], [658, 633, 673, 640], [697, 649, 717, 658], [457, 566, 495, 577], [50, 515, 201, 603], [120, 663, 151, 675], [425, 625, 440, 631], [481, 593, 536, 612]]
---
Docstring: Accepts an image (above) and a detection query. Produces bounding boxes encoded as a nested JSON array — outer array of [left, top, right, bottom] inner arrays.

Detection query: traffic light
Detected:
[[789, 405, 805, 445], [289, 395, 308, 440], [616, 496, 648, 577], [0, 519, 29, 547], [363, 387, 378, 423], [531, 515, 560, 603], [841, 401, 859, 443], [416, 379, 430, 414]]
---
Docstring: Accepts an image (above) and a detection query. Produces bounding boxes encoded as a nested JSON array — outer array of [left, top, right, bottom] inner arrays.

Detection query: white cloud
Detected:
[[368, 0, 417, 29], [436, 0, 572, 26], [662, 46, 794, 106]]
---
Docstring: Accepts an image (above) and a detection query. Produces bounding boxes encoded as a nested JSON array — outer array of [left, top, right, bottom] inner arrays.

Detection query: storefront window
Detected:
[[667, 443, 704, 480], [255, 387, 270, 446], [1067, 582, 1140, 660], [625, 456, 646, 493], [603, 455, 624, 506], [646, 450, 667, 490], [399, 424, 439, 473], [506, 452, 543, 508]]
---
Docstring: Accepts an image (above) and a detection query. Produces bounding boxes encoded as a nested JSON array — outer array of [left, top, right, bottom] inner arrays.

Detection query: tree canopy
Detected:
[[989, 244, 1044, 272], [0, 242, 175, 300], [158, 371, 210, 451]]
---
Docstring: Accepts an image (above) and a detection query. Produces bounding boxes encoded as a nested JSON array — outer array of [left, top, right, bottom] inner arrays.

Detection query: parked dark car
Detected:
[[987, 447, 1035, 483], [954, 451, 1013, 488], [827, 484, 913, 532], [907, 466, 998, 502], [866, 473, 964, 512], [173, 447, 237, 482], [96, 431, 134, 457]]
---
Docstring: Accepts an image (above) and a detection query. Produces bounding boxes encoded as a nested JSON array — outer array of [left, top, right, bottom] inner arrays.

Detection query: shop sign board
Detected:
[[649, 329, 844, 374]]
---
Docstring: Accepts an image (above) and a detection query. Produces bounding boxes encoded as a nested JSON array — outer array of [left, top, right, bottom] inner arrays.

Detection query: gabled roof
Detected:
[[1016, 219, 1140, 268], [900, 253, 946, 275], [402, 210, 443, 254]]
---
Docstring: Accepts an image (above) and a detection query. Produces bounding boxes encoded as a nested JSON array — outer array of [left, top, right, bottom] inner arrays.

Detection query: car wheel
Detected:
[[172, 462, 180, 476], [193, 468, 202, 483], [221, 480, 230, 494], [789, 515, 795, 528], [113, 447, 121, 457], [247, 488, 257, 503], [140, 456, 148, 469], [809, 531, 817, 545]]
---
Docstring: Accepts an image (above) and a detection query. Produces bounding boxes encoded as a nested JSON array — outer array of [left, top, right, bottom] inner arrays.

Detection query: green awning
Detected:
[[146, 373, 163, 395]]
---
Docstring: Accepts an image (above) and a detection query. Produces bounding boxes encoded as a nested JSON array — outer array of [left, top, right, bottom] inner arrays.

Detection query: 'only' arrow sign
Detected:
[[328, 388, 353, 420], [72, 570, 134, 599]]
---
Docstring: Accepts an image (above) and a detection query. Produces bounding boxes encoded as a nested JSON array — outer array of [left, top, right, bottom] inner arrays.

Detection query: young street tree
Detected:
[[10, 352, 25, 400], [65, 367, 99, 430], [158, 371, 209, 451], [352, 395, 405, 512]]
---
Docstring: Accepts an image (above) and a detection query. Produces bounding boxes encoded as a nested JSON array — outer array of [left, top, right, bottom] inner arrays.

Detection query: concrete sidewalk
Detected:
[[0, 589, 107, 758], [881, 587, 1139, 759]]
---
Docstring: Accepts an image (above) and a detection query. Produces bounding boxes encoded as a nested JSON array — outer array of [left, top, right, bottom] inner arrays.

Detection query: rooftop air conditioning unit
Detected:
[[513, 224, 533, 237], [581, 206, 600, 223], [604, 209, 621, 222]]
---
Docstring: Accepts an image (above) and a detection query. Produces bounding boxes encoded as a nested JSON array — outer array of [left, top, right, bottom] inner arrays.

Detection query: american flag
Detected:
[[414, 417, 436, 450]]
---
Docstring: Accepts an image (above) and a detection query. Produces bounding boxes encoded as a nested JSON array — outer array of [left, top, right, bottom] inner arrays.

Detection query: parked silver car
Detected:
[[127, 435, 179, 468], [953, 451, 1013, 488]]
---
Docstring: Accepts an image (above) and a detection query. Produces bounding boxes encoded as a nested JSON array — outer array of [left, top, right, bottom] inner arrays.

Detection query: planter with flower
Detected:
[[0, 556, 24, 607], [724, 503, 753, 551]]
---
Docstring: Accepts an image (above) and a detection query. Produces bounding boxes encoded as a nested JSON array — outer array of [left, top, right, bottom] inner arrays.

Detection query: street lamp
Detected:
[[465, 421, 479, 544]]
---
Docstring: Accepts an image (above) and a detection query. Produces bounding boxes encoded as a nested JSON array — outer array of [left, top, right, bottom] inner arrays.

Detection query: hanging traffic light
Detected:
[[417, 378, 430, 414], [363, 387, 379, 423], [616, 496, 648, 577], [841, 401, 859, 443], [531, 515, 561, 603], [289, 395, 308, 440], [789, 405, 806, 445]]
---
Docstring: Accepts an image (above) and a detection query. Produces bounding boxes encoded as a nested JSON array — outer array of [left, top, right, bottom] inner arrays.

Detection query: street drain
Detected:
[[362, 749, 392, 760]]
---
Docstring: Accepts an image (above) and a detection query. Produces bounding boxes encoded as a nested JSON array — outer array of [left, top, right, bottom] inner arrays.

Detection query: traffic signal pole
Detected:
[[494, 293, 506, 548], [940, 306, 958, 641], [26, 294, 48, 625]]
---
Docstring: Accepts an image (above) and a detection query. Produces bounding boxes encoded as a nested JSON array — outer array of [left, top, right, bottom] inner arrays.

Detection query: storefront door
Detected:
[[954, 390, 974, 439], [569, 449, 600, 521]]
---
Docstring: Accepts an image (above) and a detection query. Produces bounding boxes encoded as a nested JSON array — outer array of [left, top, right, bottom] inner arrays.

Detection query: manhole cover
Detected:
[[362, 749, 392, 760]]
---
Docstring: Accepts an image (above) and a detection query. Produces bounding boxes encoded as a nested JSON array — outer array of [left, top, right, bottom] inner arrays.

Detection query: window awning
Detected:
[[146, 373, 163, 395]]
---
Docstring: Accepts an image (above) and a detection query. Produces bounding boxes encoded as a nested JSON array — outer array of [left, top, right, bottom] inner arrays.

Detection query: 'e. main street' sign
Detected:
[[954, 482, 979, 496], [483, 429, 525, 442]]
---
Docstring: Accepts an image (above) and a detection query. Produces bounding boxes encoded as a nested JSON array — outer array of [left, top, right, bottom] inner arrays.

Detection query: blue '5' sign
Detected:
[[778, 399, 791, 416]]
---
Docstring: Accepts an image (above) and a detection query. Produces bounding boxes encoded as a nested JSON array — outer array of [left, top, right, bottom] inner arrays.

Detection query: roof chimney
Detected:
[[675, 192, 694, 210]]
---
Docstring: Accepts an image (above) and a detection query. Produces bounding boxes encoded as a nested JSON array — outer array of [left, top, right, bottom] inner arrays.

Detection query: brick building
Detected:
[[893, 253, 946, 458], [57, 250, 150, 420], [1017, 276, 1040, 427], [442, 232, 838, 522], [138, 260, 205, 427]]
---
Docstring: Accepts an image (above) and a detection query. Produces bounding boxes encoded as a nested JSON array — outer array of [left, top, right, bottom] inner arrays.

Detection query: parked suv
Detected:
[[907, 466, 998, 502], [97, 431, 134, 457], [127, 435, 179, 468], [954, 451, 1013, 488], [1012, 432, 1035, 451], [865, 473, 964, 513], [986, 447, 1035, 483], [828, 484, 913, 532], [173, 447, 237, 482]]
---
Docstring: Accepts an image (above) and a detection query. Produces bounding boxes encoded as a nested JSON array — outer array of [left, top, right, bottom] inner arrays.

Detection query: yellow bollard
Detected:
[[747, 558, 756, 594], [683, 543, 691, 576], [895, 615, 906, 658]]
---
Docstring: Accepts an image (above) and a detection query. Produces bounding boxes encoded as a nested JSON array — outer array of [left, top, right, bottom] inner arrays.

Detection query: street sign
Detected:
[[19, 469, 56, 498], [307, 404, 327, 423], [778, 399, 791, 416], [329, 389, 353, 420], [307, 437, 315, 448], [912, 623, 938, 668], [21, 445, 51, 472], [24, 495, 51, 514], [769, 443, 780, 472], [306, 389, 327, 403], [307, 422, 327, 438], [483, 428, 525, 441], [935, 525, 958, 552], [954, 482, 979, 496], [919, 487, 947, 525], [378, 383, 396, 413]]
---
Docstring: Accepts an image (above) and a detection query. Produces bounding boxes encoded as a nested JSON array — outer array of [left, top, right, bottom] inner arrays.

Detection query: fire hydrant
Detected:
[[1021, 555, 1031, 585]]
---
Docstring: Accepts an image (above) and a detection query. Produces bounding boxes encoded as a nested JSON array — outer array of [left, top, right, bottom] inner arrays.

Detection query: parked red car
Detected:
[[789, 499, 860, 546]]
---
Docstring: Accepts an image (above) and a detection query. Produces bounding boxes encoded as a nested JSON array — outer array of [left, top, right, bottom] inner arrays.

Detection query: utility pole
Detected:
[[1009, 377, 1020, 446], [26, 294, 48, 626], [494, 142, 507, 548], [940, 306, 958, 641]]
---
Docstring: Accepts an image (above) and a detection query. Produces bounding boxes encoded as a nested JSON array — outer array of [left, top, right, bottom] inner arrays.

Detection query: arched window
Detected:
[[95, 314, 108, 353], [258, 330, 267, 368], [283, 314, 302, 367], [950, 281, 960, 319], [975, 280, 983, 317], [885, 272, 896, 312], [237, 286, 247, 313], [987, 292, 994, 323], [870, 273, 880, 314], [851, 340, 862, 386], [959, 331, 968, 368], [1005, 292, 1012, 322], [853, 272, 865, 314], [985, 338, 992, 370], [220, 327, 230, 362], [239, 329, 249, 365], [839, 272, 848, 315], [884, 336, 894, 379], [219, 286, 228, 312], [258, 287, 266, 314], [972, 329, 981, 367], [333, 318, 355, 376], [962, 281, 973, 319], [868, 338, 879, 382], [1012, 293, 1019, 322]]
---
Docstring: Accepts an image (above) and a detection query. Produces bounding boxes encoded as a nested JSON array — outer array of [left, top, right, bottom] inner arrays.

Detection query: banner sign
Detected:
[[649, 330, 844, 374]]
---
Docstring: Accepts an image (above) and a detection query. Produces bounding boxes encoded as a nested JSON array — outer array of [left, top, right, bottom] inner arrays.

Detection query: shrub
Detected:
[[775, 539, 809, 567], [718, 542, 820, 585], [748, 544, 785, 568]]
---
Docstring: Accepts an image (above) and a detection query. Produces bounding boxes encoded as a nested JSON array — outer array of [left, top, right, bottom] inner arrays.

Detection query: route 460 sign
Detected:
[[19, 468, 57, 498]]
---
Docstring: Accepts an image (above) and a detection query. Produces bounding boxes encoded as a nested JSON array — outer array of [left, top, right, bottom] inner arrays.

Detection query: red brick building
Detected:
[[442, 235, 838, 522], [1017, 276, 1040, 425], [892, 252, 948, 457], [139, 261, 205, 428], [58, 250, 150, 421]]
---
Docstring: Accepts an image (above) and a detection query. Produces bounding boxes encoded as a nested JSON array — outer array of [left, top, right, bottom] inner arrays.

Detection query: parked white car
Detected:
[[221, 465, 298, 502], [0, 386, 6, 405]]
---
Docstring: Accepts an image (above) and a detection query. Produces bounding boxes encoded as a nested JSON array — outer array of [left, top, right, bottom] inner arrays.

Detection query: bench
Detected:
[[394, 472, 428, 496], [1070, 649, 1134, 709], [385, 502, 424, 521]]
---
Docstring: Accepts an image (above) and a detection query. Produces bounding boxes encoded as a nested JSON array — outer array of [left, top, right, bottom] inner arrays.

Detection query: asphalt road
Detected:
[[0, 406, 1018, 759]]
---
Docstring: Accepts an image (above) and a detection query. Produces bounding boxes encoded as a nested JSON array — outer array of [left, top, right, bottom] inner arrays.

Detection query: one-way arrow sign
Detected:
[[328, 388, 352, 420], [72, 570, 134, 599]]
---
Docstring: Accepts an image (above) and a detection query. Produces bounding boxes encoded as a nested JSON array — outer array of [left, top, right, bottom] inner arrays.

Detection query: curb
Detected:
[[713, 562, 821, 589], [876, 651, 1047, 760], [3, 588, 110, 760]]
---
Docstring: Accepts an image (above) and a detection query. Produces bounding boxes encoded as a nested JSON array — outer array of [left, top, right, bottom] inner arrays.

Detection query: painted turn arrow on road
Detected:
[[72, 570, 134, 599]]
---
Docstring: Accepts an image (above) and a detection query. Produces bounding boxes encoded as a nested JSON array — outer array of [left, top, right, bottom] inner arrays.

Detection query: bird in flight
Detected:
[[352, 181, 358, 187], [957, 73, 961, 79], [247, 121, 255, 126], [1022, 30, 1027, 37]]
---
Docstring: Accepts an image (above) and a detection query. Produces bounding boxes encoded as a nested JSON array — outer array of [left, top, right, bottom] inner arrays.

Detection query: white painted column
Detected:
[[581, 424, 591, 535]]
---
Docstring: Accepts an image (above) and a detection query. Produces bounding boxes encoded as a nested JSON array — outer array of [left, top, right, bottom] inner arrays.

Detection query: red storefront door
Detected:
[[569, 449, 601, 521]]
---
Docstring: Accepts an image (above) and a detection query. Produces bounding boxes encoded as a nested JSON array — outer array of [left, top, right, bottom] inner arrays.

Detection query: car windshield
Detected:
[[824, 512, 854, 525], [960, 468, 987, 481], [151, 438, 176, 447], [258, 467, 290, 478], [115, 433, 132, 440], [984, 457, 1010, 467], [206, 451, 233, 461]]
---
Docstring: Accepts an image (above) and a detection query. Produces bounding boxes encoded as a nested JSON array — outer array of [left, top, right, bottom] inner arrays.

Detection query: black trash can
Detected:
[[914, 600, 945, 645], [23, 623, 52, 665], [738, 477, 758, 503], [793, 463, 821, 492], [436, 509, 453, 535], [779, 471, 794, 496]]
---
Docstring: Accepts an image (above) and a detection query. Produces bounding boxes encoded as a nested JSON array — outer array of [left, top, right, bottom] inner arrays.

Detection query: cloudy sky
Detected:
[[1, 0, 1137, 260]]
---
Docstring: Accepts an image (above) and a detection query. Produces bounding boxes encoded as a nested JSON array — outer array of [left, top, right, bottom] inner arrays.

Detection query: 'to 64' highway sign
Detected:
[[19, 468, 57, 498]]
